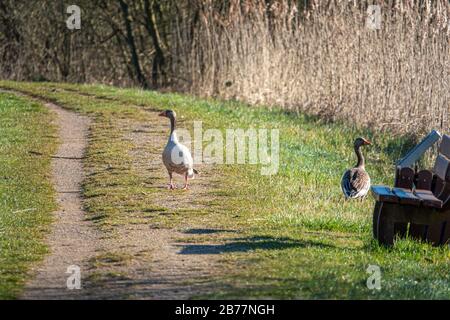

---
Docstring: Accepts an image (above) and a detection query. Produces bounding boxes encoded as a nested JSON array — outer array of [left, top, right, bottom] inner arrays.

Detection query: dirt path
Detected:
[[7, 89, 228, 299], [81, 113, 225, 299], [21, 101, 101, 299]]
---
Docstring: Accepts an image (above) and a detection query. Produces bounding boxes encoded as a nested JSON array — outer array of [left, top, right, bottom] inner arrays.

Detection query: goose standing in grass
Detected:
[[341, 137, 372, 200], [159, 109, 198, 190]]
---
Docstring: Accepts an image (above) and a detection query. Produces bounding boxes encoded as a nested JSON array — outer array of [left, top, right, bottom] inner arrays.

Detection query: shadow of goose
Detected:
[[176, 235, 336, 255]]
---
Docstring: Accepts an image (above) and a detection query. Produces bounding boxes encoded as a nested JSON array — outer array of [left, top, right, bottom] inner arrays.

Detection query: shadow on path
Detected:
[[177, 235, 335, 255]]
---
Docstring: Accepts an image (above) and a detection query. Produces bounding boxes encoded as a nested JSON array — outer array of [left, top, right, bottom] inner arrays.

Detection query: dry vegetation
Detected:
[[172, 0, 449, 135], [0, 0, 448, 135]]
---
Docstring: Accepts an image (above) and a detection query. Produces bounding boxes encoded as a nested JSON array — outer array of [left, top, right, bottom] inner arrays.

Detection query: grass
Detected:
[[0, 92, 57, 299], [90, 252, 132, 268], [0, 80, 449, 299]]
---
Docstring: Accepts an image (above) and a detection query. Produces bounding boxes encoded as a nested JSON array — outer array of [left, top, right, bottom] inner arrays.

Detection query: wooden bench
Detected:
[[371, 133, 450, 246]]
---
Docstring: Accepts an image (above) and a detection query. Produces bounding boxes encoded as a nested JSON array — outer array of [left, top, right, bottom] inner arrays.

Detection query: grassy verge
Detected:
[[0, 92, 57, 299], [1, 81, 449, 299]]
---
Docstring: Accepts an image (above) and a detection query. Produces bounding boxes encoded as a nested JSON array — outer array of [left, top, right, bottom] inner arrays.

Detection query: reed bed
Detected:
[[171, 0, 449, 136]]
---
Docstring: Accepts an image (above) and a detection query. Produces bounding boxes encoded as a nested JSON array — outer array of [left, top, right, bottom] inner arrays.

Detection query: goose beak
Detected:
[[364, 139, 372, 145], [158, 111, 165, 117]]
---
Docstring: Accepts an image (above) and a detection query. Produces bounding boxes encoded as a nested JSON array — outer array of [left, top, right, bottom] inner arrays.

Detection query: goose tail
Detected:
[[188, 168, 199, 179]]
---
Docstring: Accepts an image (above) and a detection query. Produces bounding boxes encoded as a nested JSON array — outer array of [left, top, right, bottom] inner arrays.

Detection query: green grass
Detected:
[[0, 80, 449, 299], [0, 92, 57, 299]]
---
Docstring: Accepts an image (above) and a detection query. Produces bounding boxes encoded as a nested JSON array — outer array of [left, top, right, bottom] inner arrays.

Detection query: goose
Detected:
[[341, 137, 372, 200], [159, 109, 198, 190]]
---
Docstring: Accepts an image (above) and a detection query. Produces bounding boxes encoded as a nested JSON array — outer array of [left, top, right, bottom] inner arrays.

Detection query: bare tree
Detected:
[[143, 0, 165, 88], [118, 0, 148, 88]]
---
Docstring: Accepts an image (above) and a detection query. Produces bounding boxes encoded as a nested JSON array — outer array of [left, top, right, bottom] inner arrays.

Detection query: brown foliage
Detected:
[[171, 0, 449, 135], [0, 0, 448, 135]]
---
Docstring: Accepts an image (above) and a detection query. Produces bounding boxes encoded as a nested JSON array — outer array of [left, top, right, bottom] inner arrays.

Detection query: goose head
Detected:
[[354, 137, 371, 148], [159, 109, 177, 135], [159, 109, 176, 119]]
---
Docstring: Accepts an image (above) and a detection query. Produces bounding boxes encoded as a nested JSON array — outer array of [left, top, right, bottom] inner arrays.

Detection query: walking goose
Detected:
[[341, 137, 372, 199], [159, 109, 198, 190]]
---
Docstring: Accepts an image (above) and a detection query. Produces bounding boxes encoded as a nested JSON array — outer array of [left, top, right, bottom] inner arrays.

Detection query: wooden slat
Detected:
[[416, 170, 433, 190], [395, 167, 415, 189], [371, 186, 399, 203], [392, 187, 421, 206], [414, 189, 443, 209], [433, 177, 446, 197], [434, 154, 450, 182], [440, 134, 450, 159]]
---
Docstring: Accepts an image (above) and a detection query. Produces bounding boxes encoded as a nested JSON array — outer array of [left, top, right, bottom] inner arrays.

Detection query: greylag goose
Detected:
[[341, 137, 371, 199], [159, 109, 198, 190]]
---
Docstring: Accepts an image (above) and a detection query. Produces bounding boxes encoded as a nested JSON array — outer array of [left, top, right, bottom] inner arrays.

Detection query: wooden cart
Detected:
[[371, 132, 450, 246]]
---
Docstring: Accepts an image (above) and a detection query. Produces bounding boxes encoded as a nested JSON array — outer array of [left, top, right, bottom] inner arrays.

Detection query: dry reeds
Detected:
[[171, 0, 449, 136], [1, 0, 448, 136]]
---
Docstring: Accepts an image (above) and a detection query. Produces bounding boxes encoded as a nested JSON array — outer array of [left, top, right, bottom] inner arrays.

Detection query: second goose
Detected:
[[341, 137, 372, 200]]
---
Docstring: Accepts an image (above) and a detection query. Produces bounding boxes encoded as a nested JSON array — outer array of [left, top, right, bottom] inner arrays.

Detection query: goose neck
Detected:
[[355, 144, 365, 169], [169, 115, 176, 135], [168, 114, 178, 142]]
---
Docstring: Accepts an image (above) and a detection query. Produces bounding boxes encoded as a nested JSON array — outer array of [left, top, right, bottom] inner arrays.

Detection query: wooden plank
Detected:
[[397, 130, 442, 168], [394, 222, 408, 238], [434, 154, 450, 182], [395, 167, 415, 189], [442, 185, 450, 209], [426, 222, 444, 246], [441, 221, 450, 245], [410, 223, 427, 240], [371, 186, 399, 203], [376, 204, 395, 246], [440, 134, 450, 159], [433, 177, 446, 197], [414, 189, 443, 209], [372, 201, 383, 239], [416, 170, 433, 190], [392, 187, 421, 206], [404, 206, 444, 224]]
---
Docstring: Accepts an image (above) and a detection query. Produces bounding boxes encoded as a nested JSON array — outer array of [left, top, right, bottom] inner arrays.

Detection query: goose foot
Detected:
[[168, 183, 176, 190], [182, 185, 189, 190]]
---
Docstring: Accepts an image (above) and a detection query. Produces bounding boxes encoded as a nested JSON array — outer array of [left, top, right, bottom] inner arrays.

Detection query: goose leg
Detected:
[[182, 173, 189, 190], [168, 172, 176, 190]]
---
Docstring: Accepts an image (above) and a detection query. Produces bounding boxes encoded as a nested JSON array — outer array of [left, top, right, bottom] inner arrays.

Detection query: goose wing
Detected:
[[162, 141, 194, 174], [341, 168, 371, 199]]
